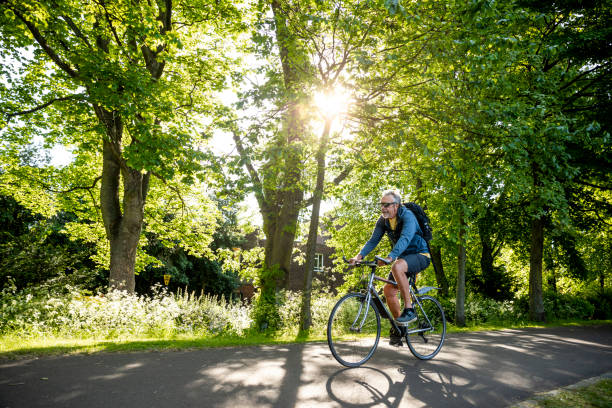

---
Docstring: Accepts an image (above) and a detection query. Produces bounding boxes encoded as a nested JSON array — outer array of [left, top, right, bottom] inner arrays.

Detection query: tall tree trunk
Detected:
[[414, 177, 449, 296], [430, 246, 449, 297], [261, 193, 301, 289], [97, 107, 150, 292], [109, 168, 149, 291], [300, 119, 331, 332], [529, 216, 546, 321], [478, 216, 497, 299], [248, 0, 305, 329], [455, 214, 467, 327], [258, 0, 305, 293]]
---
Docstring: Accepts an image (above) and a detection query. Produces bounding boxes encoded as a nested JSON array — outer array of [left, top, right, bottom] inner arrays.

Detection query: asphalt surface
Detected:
[[1, 325, 611, 407]]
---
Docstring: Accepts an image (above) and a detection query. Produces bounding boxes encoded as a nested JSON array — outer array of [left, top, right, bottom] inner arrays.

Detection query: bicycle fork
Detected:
[[350, 273, 377, 332]]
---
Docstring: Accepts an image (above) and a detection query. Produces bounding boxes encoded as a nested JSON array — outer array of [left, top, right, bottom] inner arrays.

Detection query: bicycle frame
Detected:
[[357, 263, 438, 336], [328, 257, 446, 366]]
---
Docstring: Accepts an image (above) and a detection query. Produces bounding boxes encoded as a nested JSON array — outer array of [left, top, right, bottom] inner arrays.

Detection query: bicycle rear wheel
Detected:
[[327, 292, 381, 367], [405, 295, 446, 360]]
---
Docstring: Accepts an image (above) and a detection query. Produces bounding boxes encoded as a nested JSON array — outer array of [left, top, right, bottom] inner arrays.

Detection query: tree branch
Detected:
[[5, 94, 85, 120], [39, 176, 102, 194], [151, 171, 187, 216], [302, 164, 353, 209], [559, 61, 610, 92], [99, 0, 124, 49], [232, 129, 266, 210], [11, 8, 78, 78], [59, 14, 93, 49]]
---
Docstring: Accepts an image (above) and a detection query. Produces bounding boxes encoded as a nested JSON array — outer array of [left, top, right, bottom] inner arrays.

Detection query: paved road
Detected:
[[1, 325, 611, 407]]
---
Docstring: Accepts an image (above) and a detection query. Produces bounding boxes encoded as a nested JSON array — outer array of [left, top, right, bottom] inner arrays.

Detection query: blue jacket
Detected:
[[359, 205, 429, 260]]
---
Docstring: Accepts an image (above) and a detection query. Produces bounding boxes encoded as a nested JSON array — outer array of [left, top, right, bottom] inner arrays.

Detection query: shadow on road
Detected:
[[323, 325, 612, 407], [1, 325, 611, 407], [325, 360, 474, 407]]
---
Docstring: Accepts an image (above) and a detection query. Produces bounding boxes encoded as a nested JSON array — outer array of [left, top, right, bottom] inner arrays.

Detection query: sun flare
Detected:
[[313, 87, 352, 119]]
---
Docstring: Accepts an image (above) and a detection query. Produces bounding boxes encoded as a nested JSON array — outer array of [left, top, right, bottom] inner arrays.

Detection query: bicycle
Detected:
[[327, 256, 446, 367]]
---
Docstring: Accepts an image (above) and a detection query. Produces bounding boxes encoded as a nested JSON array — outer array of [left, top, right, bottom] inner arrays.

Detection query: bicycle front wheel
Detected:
[[327, 292, 381, 367], [405, 295, 446, 360]]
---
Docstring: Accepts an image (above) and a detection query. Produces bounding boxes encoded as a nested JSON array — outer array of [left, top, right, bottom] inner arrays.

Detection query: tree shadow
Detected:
[[1, 325, 610, 407], [324, 325, 612, 407], [325, 360, 475, 407]]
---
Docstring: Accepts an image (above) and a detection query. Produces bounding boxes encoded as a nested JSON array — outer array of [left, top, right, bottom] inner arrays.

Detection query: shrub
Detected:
[[440, 294, 527, 325], [0, 284, 253, 339], [543, 292, 595, 321], [274, 288, 338, 335], [584, 290, 612, 320]]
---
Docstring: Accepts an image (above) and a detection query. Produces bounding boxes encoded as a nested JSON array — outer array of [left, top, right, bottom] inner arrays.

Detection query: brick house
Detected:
[[234, 230, 344, 300]]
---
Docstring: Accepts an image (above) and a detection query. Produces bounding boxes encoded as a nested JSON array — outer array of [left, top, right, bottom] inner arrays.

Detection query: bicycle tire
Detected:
[[327, 292, 381, 367], [405, 295, 446, 360]]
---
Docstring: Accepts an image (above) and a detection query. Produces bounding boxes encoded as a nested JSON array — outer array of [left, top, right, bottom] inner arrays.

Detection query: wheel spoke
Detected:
[[327, 293, 381, 367], [405, 296, 446, 360]]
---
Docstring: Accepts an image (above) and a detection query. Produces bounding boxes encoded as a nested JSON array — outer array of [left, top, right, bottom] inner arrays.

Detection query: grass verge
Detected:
[[446, 319, 612, 333], [514, 377, 612, 408], [1, 320, 609, 359], [0, 332, 328, 359]]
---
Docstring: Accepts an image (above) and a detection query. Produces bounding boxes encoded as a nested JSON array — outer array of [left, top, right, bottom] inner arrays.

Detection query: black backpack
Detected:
[[403, 202, 433, 243]]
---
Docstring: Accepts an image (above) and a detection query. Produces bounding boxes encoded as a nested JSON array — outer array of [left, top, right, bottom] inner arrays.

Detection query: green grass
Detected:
[[445, 319, 612, 333], [0, 331, 328, 358], [527, 378, 612, 408], [2, 319, 609, 359]]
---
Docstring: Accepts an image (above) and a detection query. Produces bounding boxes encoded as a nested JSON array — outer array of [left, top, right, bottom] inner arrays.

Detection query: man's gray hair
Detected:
[[382, 189, 402, 204]]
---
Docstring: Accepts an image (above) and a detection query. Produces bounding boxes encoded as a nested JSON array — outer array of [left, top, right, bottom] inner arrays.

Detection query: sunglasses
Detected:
[[379, 202, 397, 208]]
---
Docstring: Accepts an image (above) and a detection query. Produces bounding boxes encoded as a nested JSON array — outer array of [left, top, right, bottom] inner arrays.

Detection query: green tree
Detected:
[[439, 0, 611, 321], [0, 195, 102, 290], [0, 0, 241, 291]]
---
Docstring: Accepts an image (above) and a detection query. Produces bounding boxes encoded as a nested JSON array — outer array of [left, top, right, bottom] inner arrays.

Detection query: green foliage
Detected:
[[134, 196, 257, 298], [251, 276, 283, 331], [276, 288, 339, 335], [0, 195, 103, 290], [0, 0, 244, 289], [440, 294, 527, 326], [543, 292, 595, 321], [439, 290, 602, 326], [0, 284, 252, 338], [585, 290, 612, 320]]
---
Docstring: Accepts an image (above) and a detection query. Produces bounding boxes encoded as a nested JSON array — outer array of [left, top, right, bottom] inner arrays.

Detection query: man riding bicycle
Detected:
[[349, 190, 430, 346]]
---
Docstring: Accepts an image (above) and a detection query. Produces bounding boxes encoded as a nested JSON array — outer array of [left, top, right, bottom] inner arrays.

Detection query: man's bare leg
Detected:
[[391, 259, 411, 309], [383, 283, 401, 318], [384, 259, 413, 318]]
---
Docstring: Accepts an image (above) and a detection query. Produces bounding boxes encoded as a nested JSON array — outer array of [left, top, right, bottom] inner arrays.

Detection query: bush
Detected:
[[464, 295, 525, 324], [0, 284, 253, 339], [4, 280, 604, 343], [275, 288, 338, 335], [543, 292, 595, 320], [438, 290, 603, 326], [584, 290, 612, 320], [440, 294, 527, 325]]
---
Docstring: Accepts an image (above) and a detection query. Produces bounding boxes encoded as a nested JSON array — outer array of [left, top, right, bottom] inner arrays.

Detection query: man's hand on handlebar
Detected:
[[348, 255, 363, 265], [376, 256, 393, 266], [344, 255, 392, 267]]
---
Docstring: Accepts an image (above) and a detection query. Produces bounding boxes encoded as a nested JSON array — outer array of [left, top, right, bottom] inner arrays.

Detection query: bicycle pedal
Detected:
[[389, 339, 403, 347]]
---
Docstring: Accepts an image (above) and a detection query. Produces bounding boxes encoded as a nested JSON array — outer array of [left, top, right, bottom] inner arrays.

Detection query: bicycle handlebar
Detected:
[[342, 256, 391, 267]]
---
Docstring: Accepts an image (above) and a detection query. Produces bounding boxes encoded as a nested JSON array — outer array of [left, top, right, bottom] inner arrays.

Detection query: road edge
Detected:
[[508, 371, 612, 407]]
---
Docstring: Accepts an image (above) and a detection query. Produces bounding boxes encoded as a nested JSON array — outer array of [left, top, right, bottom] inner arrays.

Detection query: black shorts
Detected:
[[387, 253, 431, 280]]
